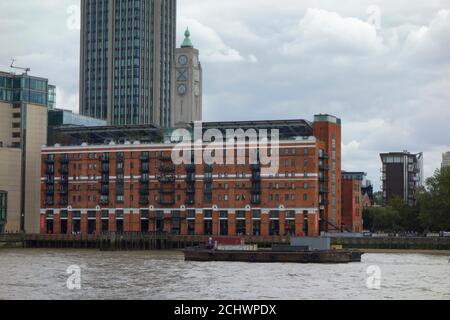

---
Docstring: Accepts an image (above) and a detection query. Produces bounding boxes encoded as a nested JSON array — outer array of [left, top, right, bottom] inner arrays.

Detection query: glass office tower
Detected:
[[80, 0, 177, 127]]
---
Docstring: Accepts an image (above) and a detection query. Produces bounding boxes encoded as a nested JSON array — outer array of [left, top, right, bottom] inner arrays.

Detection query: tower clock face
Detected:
[[177, 84, 187, 96], [178, 55, 188, 66], [194, 85, 200, 97]]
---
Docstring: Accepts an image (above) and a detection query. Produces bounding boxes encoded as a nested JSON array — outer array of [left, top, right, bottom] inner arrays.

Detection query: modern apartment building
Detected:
[[79, 0, 177, 127], [0, 71, 49, 233], [39, 115, 342, 237], [380, 151, 423, 206], [341, 172, 365, 233], [442, 152, 450, 169]]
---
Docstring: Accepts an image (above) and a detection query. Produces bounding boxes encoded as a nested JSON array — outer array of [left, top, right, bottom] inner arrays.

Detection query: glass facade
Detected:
[[80, 0, 176, 127], [0, 74, 49, 106], [48, 110, 107, 127], [47, 85, 56, 110]]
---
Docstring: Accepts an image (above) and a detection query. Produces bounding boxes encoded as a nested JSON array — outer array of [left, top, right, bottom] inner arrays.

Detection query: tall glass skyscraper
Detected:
[[80, 0, 177, 127]]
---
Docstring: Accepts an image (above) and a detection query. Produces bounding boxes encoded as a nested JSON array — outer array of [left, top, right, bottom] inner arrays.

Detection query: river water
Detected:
[[0, 249, 449, 300]]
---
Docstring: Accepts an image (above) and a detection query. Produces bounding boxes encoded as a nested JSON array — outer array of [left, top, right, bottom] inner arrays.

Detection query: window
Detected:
[[0, 192, 7, 227]]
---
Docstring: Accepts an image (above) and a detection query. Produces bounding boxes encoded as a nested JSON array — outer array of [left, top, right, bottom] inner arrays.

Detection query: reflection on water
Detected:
[[0, 249, 449, 300]]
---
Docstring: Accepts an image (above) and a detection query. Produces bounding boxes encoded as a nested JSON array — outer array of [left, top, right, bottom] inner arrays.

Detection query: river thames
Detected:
[[0, 249, 449, 300]]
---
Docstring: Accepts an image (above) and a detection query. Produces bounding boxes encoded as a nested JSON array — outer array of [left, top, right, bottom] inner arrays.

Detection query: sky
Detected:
[[0, 0, 449, 190]]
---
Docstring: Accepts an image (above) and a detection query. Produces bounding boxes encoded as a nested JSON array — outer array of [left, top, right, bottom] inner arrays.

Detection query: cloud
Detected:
[[179, 18, 246, 63], [0, 1, 449, 190], [281, 8, 385, 57]]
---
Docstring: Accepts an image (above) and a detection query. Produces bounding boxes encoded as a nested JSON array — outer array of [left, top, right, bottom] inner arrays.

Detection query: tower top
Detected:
[[181, 27, 194, 48]]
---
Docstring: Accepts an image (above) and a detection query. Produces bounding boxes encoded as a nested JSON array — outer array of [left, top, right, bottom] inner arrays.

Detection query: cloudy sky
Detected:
[[0, 0, 449, 190]]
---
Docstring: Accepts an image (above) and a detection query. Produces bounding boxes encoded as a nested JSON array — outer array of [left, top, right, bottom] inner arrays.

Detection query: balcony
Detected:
[[160, 164, 176, 172], [251, 163, 261, 171], [59, 167, 69, 175], [100, 155, 109, 163], [46, 157, 55, 164], [140, 176, 149, 184], [186, 164, 196, 172], [159, 175, 176, 183], [140, 154, 150, 161], [100, 186, 109, 196], [186, 187, 196, 194], [59, 155, 69, 164], [139, 197, 149, 205], [251, 173, 261, 182], [157, 154, 172, 161], [159, 199, 176, 206], [59, 188, 68, 195], [319, 186, 329, 193], [139, 186, 149, 195], [160, 187, 176, 194], [186, 174, 196, 183], [252, 186, 261, 194]]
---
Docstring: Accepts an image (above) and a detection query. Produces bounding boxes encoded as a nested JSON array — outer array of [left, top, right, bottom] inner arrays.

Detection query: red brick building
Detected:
[[341, 172, 365, 233], [40, 116, 342, 237]]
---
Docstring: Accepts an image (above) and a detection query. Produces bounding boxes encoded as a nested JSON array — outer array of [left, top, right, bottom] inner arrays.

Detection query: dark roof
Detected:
[[48, 119, 314, 146]]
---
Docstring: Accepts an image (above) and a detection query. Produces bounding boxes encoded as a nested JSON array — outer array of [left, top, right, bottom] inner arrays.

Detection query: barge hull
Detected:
[[184, 249, 363, 264]]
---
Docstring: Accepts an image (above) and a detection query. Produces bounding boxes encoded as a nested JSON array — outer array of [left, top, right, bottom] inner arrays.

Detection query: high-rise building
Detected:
[[442, 152, 450, 168], [173, 29, 203, 124], [380, 151, 423, 206], [79, 0, 177, 127], [0, 71, 49, 233]]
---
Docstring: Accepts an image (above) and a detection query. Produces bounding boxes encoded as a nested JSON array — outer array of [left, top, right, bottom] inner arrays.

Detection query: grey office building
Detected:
[[80, 0, 177, 127], [380, 151, 423, 206]]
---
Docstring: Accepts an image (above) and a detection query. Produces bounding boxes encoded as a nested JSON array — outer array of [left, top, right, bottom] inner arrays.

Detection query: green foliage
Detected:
[[363, 167, 450, 232], [417, 166, 450, 232]]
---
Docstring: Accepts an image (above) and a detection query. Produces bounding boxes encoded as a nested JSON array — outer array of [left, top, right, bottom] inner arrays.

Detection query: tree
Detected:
[[418, 167, 450, 232]]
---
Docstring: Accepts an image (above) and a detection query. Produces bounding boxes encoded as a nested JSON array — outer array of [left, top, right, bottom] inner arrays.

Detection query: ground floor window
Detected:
[[285, 220, 296, 236], [116, 219, 124, 233], [269, 220, 280, 236], [156, 211, 164, 233], [60, 220, 68, 234], [172, 211, 181, 235], [88, 219, 96, 235], [140, 219, 149, 233], [253, 220, 261, 236], [220, 220, 228, 236], [303, 211, 309, 236], [102, 220, 109, 233], [46, 220, 54, 234], [236, 220, 246, 236], [73, 219, 81, 234], [187, 220, 195, 235], [204, 220, 212, 236]]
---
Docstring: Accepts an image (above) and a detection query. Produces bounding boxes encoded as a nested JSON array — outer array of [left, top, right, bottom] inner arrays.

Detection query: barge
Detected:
[[184, 237, 363, 264], [184, 246, 363, 264]]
